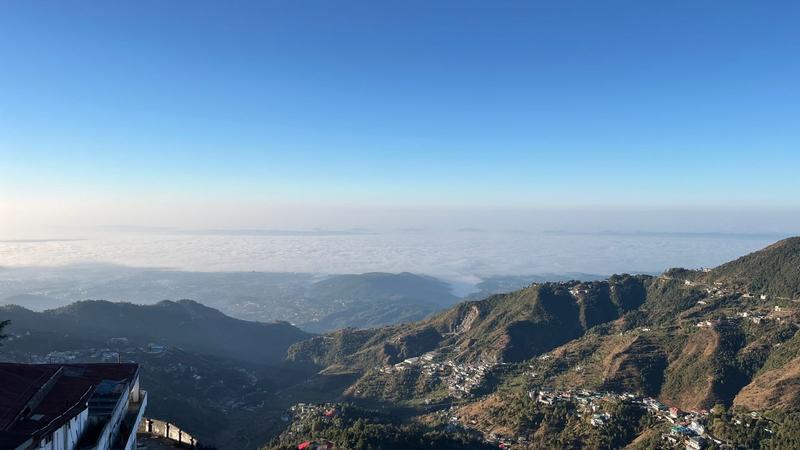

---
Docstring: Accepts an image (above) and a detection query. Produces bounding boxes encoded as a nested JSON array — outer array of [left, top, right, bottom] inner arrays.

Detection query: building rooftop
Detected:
[[0, 363, 139, 448]]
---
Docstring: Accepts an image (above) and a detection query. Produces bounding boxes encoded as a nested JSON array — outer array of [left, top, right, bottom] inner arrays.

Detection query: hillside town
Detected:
[[0, 336, 168, 364], [435, 387, 774, 450], [379, 350, 498, 399], [533, 390, 719, 449]]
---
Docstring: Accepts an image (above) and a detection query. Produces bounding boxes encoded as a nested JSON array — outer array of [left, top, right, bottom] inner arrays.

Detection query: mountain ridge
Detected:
[[286, 237, 800, 414], [0, 299, 311, 364]]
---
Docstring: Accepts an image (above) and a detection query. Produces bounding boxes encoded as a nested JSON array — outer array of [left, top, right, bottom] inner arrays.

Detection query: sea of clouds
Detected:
[[0, 230, 785, 286]]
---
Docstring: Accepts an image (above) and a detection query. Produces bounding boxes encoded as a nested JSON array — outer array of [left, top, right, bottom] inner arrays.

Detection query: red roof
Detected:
[[298, 442, 312, 449]]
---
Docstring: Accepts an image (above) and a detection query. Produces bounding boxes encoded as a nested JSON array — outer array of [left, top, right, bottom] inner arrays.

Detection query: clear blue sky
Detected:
[[1, 1, 799, 230]]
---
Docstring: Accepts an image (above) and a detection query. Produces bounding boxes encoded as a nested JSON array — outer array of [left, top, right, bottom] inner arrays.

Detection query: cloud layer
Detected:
[[0, 230, 785, 284]]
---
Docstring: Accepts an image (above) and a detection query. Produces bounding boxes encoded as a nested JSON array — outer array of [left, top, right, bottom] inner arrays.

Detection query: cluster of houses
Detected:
[[0, 335, 169, 364], [734, 305, 791, 325], [695, 305, 794, 330], [534, 389, 636, 427], [440, 412, 522, 449], [285, 403, 340, 430], [527, 389, 722, 449], [662, 408, 773, 450], [379, 351, 497, 399], [686, 279, 797, 330], [676, 274, 800, 306], [736, 311, 771, 325], [280, 404, 342, 449], [443, 361, 495, 398], [569, 286, 590, 298], [695, 319, 719, 328], [7, 346, 155, 364], [641, 397, 719, 449], [531, 389, 636, 424], [436, 390, 635, 449], [434, 386, 770, 450]]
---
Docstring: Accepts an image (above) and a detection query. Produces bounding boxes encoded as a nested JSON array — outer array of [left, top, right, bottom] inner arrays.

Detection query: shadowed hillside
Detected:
[[300, 272, 459, 332], [0, 299, 311, 364]]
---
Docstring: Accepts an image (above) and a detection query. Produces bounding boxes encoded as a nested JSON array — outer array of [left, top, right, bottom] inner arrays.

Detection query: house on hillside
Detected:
[[644, 397, 666, 412], [0, 363, 146, 450], [590, 413, 609, 427], [686, 435, 706, 449], [670, 425, 692, 437], [689, 420, 705, 435]]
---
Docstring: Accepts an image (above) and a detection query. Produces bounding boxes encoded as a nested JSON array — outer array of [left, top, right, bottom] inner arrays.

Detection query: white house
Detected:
[[0, 363, 146, 450]]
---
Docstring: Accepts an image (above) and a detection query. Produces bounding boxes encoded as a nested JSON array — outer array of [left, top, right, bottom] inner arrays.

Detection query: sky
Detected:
[[1, 1, 800, 236]]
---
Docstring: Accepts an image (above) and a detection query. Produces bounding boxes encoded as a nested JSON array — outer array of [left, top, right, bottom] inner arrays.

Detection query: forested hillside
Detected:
[[0, 299, 311, 364]]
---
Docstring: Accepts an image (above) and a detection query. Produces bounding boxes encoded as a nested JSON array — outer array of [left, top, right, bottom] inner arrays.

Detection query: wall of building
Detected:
[[90, 375, 145, 450], [130, 376, 141, 403], [35, 408, 88, 450], [92, 386, 130, 450], [138, 418, 197, 447], [121, 390, 147, 450]]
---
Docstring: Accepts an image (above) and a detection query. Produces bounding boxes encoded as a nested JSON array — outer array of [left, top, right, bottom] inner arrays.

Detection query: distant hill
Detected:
[[1, 293, 65, 311], [309, 272, 456, 305], [299, 272, 459, 332], [0, 267, 463, 332], [0, 299, 311, 364]]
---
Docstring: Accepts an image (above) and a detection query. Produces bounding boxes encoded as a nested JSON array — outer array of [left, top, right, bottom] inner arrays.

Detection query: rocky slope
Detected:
[[288, 275, 648, 369]]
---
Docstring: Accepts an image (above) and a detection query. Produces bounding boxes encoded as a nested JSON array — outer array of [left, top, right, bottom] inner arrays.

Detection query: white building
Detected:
[[0, 363, 146, 450]]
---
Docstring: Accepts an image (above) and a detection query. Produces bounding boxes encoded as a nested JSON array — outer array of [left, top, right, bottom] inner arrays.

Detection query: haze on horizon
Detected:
[[2, 1, 799, 273]]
